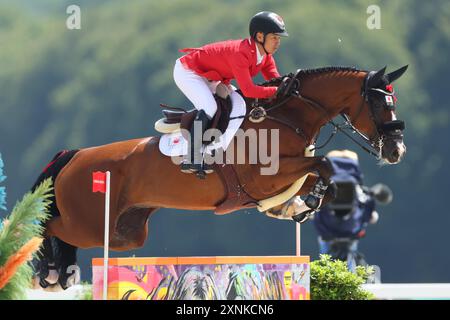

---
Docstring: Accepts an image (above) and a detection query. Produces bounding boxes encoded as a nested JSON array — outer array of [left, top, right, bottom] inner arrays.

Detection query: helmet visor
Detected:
[[274, 30, 289, 37]]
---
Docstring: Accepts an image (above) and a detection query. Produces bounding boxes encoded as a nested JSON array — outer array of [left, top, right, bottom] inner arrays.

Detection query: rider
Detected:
[[173, 11, 288, 174]]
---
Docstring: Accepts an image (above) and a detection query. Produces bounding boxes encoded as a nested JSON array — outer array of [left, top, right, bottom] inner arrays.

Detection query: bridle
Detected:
[[233, 69, 405, 159]]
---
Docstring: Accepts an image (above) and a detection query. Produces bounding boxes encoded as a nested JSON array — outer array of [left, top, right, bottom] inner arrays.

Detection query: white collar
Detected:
[[255, 41, 264, 65], [249, 37, 265, 65]]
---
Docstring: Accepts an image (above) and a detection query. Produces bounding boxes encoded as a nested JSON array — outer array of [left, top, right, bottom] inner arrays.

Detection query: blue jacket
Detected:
[[313, 157, 375, 240]]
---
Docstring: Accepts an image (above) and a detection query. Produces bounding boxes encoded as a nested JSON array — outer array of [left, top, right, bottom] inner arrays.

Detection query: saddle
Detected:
[[159, 95, 259, 214], [161, 95, 233, 144]]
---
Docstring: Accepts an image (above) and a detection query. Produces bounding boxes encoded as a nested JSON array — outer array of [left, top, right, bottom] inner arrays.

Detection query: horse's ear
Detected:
[[368, 66, 386, 87], [386, 65, 408, 83]]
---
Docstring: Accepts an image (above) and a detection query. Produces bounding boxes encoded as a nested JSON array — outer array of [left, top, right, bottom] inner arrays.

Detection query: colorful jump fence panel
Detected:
[[92, 256, 310, 300]]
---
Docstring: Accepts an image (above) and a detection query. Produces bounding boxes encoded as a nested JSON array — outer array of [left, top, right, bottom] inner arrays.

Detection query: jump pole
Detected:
[[102, 171, 111, 300], [92, 170, 111, 300]]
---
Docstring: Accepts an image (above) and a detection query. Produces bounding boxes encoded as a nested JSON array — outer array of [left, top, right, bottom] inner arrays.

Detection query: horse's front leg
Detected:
[[264, 173, 337, 222], [276, 155, 335, 194], [298, 173, 337, 209], [292, 173, 338, 223], [266, 155, 335, 222], [300, 156, 335, 210], [260, 156, 335, 222]]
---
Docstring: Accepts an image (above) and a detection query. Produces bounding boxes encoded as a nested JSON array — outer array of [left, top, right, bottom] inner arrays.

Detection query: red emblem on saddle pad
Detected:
[[92, 171, 106, 193]]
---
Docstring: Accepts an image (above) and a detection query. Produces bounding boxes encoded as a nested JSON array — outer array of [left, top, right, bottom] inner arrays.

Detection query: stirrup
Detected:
[[180, 161, 197, 174], [196, 163, 214, 180], [195, 163, 214, 179], [201, 162, 214, 174], [180, 161, 213, 175]]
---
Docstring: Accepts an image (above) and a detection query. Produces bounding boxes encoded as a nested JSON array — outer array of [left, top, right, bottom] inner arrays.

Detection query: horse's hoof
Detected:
[[292, 210, 313, 224], [305, 194, 320, 210], [43, 282, 64, 292], [45, 264, 59, 284], [58, 265, 81, 290], [39, 278, 51, 289]]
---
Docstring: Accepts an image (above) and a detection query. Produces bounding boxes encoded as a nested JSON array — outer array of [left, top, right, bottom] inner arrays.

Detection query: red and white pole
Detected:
[[102, 171, 111, 300]]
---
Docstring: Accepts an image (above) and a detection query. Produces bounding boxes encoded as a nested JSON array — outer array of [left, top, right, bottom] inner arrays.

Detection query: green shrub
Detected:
[[0, 178, 52, 300], [76, 282, 93, 300], [310, 254, 375, 300]]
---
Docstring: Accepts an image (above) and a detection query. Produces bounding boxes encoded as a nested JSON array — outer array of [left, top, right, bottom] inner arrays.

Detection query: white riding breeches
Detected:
[[173, 58, 246, 119]]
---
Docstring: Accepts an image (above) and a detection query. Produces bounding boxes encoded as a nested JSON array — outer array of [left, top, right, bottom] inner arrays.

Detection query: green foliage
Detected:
[[0, 178, 52, 300], [310, 255, 375, 300], [76, 282, 93, 300]]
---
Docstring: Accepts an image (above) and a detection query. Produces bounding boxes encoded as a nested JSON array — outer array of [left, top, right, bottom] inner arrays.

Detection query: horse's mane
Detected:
[[300, 66, 362, 75], [261, 66, 364, 86]]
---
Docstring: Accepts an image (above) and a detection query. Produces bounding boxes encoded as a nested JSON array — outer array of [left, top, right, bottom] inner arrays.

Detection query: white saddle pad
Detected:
[[159, 101, 246, 157]]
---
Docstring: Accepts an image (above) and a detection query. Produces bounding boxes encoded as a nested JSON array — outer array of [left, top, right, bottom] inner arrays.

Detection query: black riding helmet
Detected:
[[249, 11, 289, 39]]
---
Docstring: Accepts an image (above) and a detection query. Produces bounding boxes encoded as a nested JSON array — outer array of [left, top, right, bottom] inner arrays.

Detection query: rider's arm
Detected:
[[261, 55, 281, 80], [230, 52, 278, 98]]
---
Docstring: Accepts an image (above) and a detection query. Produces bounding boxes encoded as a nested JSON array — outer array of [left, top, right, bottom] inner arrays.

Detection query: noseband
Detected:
[[355, 71, 405, 153]]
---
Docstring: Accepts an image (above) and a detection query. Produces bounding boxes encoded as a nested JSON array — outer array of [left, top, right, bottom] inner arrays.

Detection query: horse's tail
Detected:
[[31, 149, 80, 219]]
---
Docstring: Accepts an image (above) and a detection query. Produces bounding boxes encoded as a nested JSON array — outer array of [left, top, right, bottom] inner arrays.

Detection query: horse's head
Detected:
[[349, 65, 408, 164]]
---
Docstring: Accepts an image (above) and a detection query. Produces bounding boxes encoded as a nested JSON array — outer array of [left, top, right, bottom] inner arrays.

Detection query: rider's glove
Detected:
[[276, 76, 300, 99]]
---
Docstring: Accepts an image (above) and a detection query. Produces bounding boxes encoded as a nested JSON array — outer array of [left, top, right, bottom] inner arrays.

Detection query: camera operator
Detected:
[[312, 150, 392, 281]]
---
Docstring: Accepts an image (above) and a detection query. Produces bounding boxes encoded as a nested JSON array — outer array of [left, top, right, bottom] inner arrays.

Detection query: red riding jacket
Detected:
[[179, 38, 280, 99]]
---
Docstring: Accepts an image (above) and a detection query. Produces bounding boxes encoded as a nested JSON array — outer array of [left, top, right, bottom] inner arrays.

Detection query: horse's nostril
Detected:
[[392, 149, 400, 159]]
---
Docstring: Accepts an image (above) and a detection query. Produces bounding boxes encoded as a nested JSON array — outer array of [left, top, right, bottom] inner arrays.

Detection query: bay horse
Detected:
[[30, 65, 408, 290]]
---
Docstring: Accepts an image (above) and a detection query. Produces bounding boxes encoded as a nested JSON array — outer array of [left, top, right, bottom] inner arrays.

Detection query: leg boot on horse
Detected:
[[31, 237, 59, 290], [295, 157, 336, 222], [53, 237, 79, 290]]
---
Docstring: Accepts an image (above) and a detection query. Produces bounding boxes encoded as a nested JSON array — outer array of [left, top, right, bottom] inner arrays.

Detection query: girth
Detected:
[[213, 163, 258, 215]]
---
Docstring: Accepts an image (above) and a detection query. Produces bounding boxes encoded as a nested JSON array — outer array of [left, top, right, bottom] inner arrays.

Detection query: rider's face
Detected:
[[256, 32, 281, 54], [265, 33, 281, 54]]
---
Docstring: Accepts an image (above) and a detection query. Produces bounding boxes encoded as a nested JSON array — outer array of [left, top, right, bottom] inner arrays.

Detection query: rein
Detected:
[[297, 92, 383, 158], [231, 70, 402, 159]]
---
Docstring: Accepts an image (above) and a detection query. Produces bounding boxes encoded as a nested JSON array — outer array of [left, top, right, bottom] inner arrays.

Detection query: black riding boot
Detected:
[[180, 109, 213, 177]]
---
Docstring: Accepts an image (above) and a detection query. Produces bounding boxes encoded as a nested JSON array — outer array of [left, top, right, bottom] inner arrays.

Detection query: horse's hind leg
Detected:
[[110, 207, 159, 251], [43, 217, 83, 290], [53, 237, 79, 290], [31, 237, 59, 289], [31, 236, 78, 292]]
